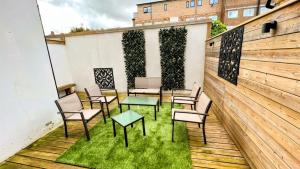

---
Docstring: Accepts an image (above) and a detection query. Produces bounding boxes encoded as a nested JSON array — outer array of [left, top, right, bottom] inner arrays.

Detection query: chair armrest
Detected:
[[174, 110, 208, 116], [57, 111, 82, 114], [173, 96, 196, 99]]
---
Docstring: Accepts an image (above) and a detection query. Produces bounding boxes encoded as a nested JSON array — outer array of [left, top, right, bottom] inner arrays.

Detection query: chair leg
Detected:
[[202, 124, 207, 144], [198, 123, 201, 128], [102, 110, 106, 124], [82, 120, 90, 141], [190, 104, 193, 110], [90, 102, 93, 109], [63, 121, 68, 138], [194, 104, 196, 110], [172, 120, 175, 142], [106, 102, 110, 118]]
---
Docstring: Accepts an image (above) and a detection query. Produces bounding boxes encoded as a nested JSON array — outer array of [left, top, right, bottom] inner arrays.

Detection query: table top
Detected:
[[120, 96, 158, 106], [112, 110, 143, 126]]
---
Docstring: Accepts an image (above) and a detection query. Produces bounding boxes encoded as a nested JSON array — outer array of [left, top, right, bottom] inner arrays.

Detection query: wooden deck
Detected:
[[0, 97, 250, 169]]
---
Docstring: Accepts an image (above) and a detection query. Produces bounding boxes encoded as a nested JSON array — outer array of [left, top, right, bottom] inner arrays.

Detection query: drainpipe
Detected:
[[256, 0, 261, 15]]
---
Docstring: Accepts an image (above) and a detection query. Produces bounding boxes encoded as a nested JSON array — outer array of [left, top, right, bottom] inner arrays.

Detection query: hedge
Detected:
[[122, 30, 146, 88], [159, 27, 187, 90]]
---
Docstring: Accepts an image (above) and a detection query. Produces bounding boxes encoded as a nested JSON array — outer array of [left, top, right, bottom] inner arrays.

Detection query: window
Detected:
[[209, 0, 218, 5], [243, 8, 254, 17], [190, 0, 195, 7], [209, 15, 218, 21], [198, 0, 202, 6], [228, 10, 238, 18], [186, 1, 190, 8], [143, 6, 152, 13], [164, 4, 167, 11], [260, 7, 271, 14]]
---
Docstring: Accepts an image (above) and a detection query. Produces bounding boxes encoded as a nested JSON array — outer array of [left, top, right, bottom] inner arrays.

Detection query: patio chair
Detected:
[[84, 85, 119, 117], [55, 93, 105, 141], [171, 92, 212, 144], [171, 83, 201, 110]]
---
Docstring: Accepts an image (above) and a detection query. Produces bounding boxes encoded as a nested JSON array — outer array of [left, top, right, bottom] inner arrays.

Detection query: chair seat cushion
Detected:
[[67, 109, 100, 120], [129, 88, 160, 94], [172, 96, 195, 105], [172, 109, 203, 123], [92, 96, 116, 103]]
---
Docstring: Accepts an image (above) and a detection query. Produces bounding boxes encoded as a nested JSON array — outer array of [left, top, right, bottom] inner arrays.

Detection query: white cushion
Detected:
[[129, 88, 160, 94], [172, 109, 203, 123], [172, 96, 195, 105], [66, 109, 100, 120]]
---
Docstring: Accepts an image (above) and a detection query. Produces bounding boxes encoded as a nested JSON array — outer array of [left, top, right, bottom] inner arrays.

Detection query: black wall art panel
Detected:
[[218, 26, 244, 85], [94, 68, 115, 89]]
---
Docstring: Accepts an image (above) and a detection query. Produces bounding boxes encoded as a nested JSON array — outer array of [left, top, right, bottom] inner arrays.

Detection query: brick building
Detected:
[[133, 0, 272, 28]]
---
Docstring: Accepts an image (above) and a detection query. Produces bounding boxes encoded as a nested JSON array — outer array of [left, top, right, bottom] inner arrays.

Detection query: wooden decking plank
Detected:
[[191, 152, 248, 165], [7, 155, 84, 169], [0, 162, 41, 169], [17, 149, 60, 161], [192, 159, 250, 169], [28, 145, 67, 155], [190, 147, 243, 157]]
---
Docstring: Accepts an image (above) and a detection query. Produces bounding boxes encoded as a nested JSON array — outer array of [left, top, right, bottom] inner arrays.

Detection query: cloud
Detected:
[[38, 0, 149, 34]]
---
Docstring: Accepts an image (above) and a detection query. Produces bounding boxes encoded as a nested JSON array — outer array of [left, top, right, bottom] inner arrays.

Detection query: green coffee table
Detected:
[[119, 96, 159, 120], [112, 110, 145, 147]]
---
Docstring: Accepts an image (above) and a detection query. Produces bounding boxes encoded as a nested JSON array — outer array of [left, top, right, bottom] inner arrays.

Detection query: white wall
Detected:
[[51, 23, 208, 92], [0, 0, 61, 162], [49, 44, 73, 86]]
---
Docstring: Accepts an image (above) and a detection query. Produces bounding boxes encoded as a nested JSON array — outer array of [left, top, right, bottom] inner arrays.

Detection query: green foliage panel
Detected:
[[211, 20, 227, 37], [122, 30, 146, 88], [159, 27, 187, 90]]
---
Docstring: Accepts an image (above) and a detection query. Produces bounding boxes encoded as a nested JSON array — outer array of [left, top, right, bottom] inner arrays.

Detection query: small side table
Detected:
[[111, 110, 146, 147]]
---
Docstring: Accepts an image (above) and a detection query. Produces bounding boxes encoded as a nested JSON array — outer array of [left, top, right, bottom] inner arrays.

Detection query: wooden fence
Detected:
[[204, 0, 300, 168]]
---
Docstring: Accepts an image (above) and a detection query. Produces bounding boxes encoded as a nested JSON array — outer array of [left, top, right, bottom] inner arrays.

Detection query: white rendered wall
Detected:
[[63, 24, 208, 92], [0, 0, 61, 162], [49, 44, 74, 86]]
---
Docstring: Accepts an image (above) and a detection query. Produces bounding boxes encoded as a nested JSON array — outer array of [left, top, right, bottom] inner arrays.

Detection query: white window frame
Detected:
[[190, 0, 195, 7], [209, 15, 218, 21], [243, 8, 254, 17], [186, 1, 190, 8], [198, 0, 202, 6], [164, 4, 167, 11], [209, 0, 218, 5], [143, 6, 152, 13], [228, 10, 238, 18]]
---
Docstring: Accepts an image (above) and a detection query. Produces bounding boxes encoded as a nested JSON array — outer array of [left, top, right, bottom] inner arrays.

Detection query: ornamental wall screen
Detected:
[[218, 26, 244, 85], [94, 68, 115, 89]]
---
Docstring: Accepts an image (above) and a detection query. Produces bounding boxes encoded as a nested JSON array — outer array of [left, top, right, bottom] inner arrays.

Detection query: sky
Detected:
[[37, 0, 150, 34]]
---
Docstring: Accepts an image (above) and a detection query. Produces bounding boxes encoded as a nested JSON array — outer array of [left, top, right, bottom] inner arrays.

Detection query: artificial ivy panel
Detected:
[[94, 68, 115, 89], [218, 26, 244, 85], [122, 30, 146, 88], [159, 27, 187, 90]]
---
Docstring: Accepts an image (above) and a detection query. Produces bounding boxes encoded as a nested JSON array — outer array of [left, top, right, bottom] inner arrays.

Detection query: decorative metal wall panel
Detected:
[[218, 26, 244, 85], [94, 68, 115, 89]]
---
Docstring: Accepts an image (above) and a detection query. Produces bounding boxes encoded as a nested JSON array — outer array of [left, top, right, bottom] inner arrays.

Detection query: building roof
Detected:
[[137, 0, 167, 6]]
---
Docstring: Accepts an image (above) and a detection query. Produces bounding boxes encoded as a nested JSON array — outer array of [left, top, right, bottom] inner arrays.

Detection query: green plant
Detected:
[[122, 30, 146, 88], [211, 20, 227, 36], [70, 27, 91, 33], [159, 27, 187, 90]]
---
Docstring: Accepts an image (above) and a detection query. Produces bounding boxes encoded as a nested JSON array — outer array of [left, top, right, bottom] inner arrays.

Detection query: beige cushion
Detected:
[[85, 85, 102, 97], [135, 77, 161, 88], [172, 109, 203, 123], [172, 96, 195, 105], [190, 83, 201, 97], [129, 88, 160, 94], [66, 109, 100, 120], [92, 96, 116, 103], [57, 93, 82, 112], [196, 92, 211, 113]]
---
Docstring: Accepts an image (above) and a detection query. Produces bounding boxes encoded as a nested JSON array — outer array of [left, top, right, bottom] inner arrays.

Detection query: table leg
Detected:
[[120, 104, 122, 113], [124, 127, 128, 147], [142, 118, 146, 136], [131, 123, 133, 128], [154, 106, 157, 120], [157, 102, 160, 112], [128, 105, 131, 110], [113, 120, 116, 137]]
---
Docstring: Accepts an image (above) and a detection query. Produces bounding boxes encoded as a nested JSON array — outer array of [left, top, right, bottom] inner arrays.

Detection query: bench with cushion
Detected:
[[127, 77, 162, 105]]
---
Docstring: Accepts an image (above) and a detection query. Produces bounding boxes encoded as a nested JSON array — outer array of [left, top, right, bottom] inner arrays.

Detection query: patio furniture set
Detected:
[[55, 77, 212, 147]]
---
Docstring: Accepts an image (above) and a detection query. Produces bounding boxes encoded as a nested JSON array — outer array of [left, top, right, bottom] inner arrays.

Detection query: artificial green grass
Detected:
[[56, 103, 192, 169]]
